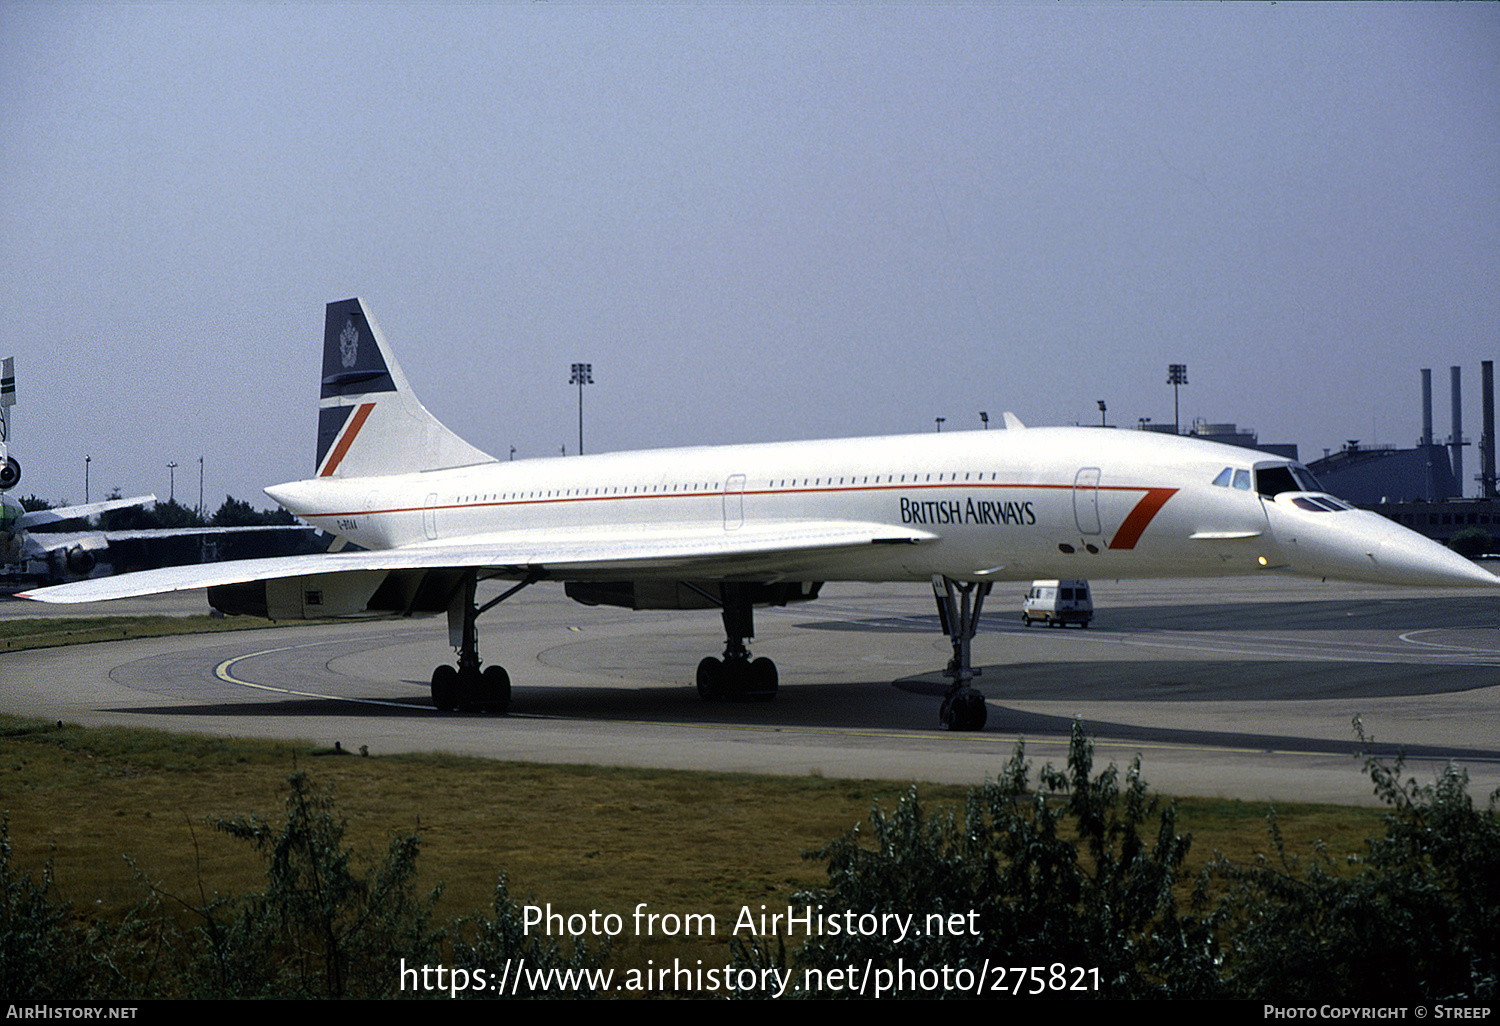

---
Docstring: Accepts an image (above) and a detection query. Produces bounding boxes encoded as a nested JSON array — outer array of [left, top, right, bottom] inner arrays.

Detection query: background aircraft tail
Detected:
[[2, 356, 19, 490], [316, 298, 494, 478]]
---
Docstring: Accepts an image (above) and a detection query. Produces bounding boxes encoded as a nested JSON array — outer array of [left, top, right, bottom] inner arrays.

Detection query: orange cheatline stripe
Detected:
[[319, 402, 376, 477], [1108, 487, 1177, 550]]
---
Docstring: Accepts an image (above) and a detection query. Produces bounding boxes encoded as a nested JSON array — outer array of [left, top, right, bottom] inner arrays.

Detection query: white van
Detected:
[[1022, 580, 1093, 628]]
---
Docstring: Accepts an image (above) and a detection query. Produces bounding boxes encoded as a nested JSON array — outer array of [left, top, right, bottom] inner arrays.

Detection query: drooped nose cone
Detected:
[[1265, 496, 1499, 588], [1366, 528, 1500, 588]]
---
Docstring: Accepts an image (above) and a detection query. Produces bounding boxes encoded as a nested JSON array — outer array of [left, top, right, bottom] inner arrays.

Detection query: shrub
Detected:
[[790, 722, 1220, 998], [1209, 722, 1500, 1001]]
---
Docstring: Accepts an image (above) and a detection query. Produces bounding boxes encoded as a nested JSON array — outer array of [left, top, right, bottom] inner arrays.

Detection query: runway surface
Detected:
[[4, 574, 1498, 805]]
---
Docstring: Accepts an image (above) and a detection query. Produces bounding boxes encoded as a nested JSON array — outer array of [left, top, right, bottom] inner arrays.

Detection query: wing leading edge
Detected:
[[16, 520, 935, 604]]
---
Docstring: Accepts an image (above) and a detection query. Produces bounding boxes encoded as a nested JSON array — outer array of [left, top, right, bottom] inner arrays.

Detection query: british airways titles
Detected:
[[899, 495, 1037, 527]]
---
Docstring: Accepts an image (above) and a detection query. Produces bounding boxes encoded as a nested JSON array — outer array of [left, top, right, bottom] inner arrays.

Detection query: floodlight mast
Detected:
[[1167, 364, 1188, 435], [569, 362, 593, 455]]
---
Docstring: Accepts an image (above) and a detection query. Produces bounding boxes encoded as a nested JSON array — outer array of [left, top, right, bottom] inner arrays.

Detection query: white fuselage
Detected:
[[265, 426, 1489, 590]]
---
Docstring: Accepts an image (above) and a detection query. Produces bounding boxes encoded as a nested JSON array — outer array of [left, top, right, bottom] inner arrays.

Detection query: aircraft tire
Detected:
[[431, 664, 458, 711], [696, 657, 724, 700], [940, 688, 988, 732], [480, 664, 511, 713], [748, 657, 778, 702]]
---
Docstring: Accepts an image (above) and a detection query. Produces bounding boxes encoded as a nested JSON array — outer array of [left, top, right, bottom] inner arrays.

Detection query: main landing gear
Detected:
[[430, 571, 536, 713], [932, 575, 992, 732], [694, 582, 779, 702]]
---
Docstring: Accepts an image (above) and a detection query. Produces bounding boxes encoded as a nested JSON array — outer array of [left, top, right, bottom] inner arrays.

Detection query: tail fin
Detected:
[[316, 299, 494, 478], [1, 357, 18, 490]]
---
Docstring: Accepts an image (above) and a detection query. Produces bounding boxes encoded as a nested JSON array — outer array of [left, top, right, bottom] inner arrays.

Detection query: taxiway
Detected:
[[3, 574, 1497, 805]]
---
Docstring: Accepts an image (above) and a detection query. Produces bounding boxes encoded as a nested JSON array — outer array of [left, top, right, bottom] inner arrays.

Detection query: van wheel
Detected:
[[1022, 614, 1032, 627]]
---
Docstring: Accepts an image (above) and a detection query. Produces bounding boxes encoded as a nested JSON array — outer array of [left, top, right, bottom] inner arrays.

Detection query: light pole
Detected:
[[935, 417, 945, 433], [979, 411, 989, 430], [197, 456, 204, 518], [84, 455, 91, 503], [569, 363, 593, 455], [167, 462, 178, 504], [1097, 399, 1107, 427], [1167, 364, 1188, 434]]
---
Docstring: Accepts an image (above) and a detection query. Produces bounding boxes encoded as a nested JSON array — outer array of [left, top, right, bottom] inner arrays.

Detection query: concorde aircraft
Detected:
[[21, 300, 1498, 730]]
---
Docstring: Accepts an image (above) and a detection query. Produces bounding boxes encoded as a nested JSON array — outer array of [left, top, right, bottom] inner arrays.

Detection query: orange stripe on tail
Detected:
[[319, 402, 376, 477]]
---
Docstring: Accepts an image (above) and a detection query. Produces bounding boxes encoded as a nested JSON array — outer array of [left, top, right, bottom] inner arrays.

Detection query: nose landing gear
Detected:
[[932, 575, 991, 732]]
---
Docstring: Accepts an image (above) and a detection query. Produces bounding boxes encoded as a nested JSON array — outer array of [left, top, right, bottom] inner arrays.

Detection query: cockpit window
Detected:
[[1247, 459, 1349, 509], [1255, 465, 1299, 497], [1211, 466, 1255, 490], [1291, 465, 1324, 492], [1289, 495, 1352, 512], [1255, 462, 1328, 497]]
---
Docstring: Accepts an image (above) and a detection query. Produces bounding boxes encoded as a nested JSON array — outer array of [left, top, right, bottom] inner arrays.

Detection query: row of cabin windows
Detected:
[[451, 470, 1006, 505]]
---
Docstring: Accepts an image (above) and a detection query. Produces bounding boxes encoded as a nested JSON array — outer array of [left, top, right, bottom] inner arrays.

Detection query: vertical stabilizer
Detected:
[[1, 357, 17, 490], [315, 299, 494, 478]]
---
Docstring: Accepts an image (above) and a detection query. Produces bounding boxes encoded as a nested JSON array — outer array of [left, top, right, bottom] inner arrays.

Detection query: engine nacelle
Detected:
[[63, 545, 96, 575], [564, 579, 822, 611], [209, 570, 388, 619], [0, 455, 20, 491]]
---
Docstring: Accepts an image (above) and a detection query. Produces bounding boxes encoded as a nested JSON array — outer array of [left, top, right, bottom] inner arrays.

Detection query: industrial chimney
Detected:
[[1421, 368, 1433, 446], [1482, 360, 1496, 499], [1451, 366, 1465, 497]]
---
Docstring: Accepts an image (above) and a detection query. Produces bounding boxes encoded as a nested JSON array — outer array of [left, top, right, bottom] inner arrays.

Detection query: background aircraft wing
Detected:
[[14, 495, 157, 530], [18, 520, 935, 604]]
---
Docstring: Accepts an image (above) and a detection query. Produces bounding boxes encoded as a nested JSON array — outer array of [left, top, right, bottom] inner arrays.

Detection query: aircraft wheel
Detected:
[[454, 667, 484, 712], [939, 688, 988, 732], [431, 664, 458, 711], [696, 657, 724, 700], [748, 657, 779, 702], [481, 664, 511, 713]]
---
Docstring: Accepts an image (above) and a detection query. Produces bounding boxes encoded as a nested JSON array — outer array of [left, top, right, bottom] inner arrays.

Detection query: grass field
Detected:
[[0, 711, 1385, 971], [0, 613, 1397, 996]]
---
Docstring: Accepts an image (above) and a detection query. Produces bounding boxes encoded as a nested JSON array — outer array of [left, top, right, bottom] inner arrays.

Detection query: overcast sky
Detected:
[[3, 1, 1496, 509]]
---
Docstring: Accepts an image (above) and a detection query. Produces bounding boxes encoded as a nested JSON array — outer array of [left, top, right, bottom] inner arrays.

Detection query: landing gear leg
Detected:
[[932, 575, 991, 731], [430, 571, 534, 713], [695, 582, 778, 702]]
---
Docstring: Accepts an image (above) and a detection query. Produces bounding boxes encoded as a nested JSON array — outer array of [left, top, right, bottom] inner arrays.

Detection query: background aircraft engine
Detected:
[[0, 455, 20, 491], [63, 545, 96, 575]]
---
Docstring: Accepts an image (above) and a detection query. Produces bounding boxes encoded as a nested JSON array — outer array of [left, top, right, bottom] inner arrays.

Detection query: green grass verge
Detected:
[[1, 712, 1385, 976]]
